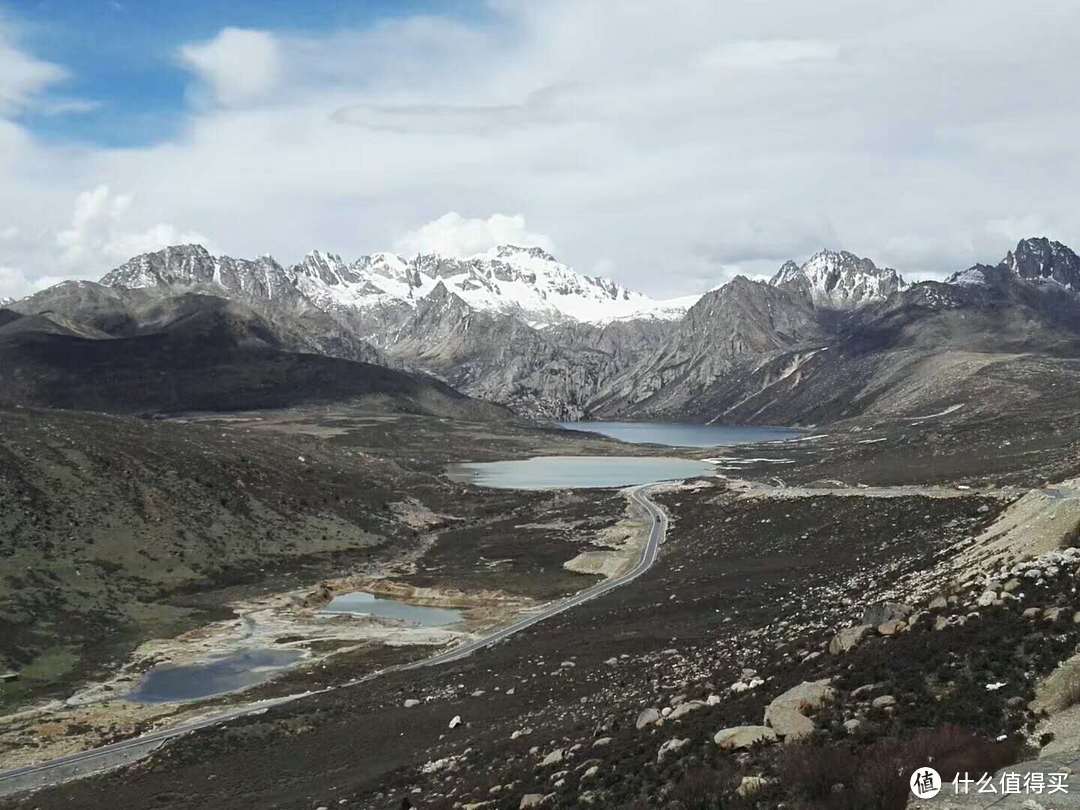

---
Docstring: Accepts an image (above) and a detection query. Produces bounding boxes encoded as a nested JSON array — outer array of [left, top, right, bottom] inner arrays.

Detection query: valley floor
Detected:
[[3, 402, 1080, 809]]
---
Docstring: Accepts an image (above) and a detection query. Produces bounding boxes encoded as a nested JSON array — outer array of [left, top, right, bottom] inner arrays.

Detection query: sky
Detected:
[[2, 0, 1080, 300]]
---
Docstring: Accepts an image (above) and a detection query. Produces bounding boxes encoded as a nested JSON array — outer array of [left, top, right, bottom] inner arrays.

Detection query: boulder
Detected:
[[713, 725, 778, 750], [765, 705, 814, 740], [764, 679, 835, 741], [449, 715, 462, 729], [657, 737, 690, 763], [871, 695, 896, 709], [404, 699, 420, 708], [976, 590, 997, 608], [737, 776, 770, 797], [862, 602, 912, 627], [635, 708, 660, 729], [928, 595, 948, 610], [667, 700, 706, 721], [540, 749, 564, 767], [519, 795, 548, 809], [828, 624, 873, 655], [878, 620, 904, 636]]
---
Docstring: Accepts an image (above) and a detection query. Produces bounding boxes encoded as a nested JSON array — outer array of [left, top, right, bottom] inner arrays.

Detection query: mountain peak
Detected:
[[769, 249, 904, 309], [1001, 237, 1080, 290]]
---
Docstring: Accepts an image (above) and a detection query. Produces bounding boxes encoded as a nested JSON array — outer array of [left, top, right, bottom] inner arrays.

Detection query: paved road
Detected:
[[0, 485, 669, 797]]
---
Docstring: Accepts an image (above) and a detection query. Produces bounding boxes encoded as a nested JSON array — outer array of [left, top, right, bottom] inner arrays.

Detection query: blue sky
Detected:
[[10, 0, 487, 146], [1, 1, 1079, 301]]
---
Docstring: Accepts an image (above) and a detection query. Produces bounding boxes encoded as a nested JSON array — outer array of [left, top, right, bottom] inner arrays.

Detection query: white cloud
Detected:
[[700, 39, 839, 70], [179, 28, 281, 105], [0, 264, 37, 300], [55, 184, 210, 270], [0, 24, 67, 113], [395, 213, 555, 258], [3, 3, 1080, 301]]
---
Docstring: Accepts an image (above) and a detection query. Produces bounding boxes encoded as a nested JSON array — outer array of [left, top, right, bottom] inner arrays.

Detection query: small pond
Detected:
[[320, 591, 462, 626], [560, 420, 802, 448], [446, 455, 715, 490], [126, 648, 304, 704]]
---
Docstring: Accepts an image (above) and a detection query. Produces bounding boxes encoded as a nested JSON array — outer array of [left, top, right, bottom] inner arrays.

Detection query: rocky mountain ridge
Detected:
[[769, 249, 906, 310], [9, 236, 1080, 423], [101, 243, 692, 329]]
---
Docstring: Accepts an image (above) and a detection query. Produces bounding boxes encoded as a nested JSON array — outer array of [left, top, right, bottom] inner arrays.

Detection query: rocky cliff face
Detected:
[[382, 284, 672, 419], [590, 277, 824, 418]]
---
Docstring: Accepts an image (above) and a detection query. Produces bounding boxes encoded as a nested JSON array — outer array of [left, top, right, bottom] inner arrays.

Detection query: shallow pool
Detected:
[[126, 648, 304, 704], [320, 591, 462, 626]]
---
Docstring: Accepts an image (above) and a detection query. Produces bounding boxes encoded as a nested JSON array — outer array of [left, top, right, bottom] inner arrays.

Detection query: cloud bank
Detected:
[[2, 2, 1080, 299]]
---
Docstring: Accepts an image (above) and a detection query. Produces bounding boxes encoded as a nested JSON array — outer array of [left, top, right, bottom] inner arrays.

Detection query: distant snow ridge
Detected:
[[102, 243, 693, 326], [769, 249, 906, 309]]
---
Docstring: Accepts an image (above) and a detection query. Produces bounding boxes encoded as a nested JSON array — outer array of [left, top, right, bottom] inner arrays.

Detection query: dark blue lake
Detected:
[[560, 421, 802, 448]]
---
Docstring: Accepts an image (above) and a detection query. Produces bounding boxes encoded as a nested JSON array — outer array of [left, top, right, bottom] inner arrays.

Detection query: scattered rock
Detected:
[[764, 679, 835, 741], [713, 725, 778, 751], [404, 699, 420, 708], [737, 776, 770, 797], [667, 700, 706, 721], [635, 708, 660, 729], [657, 737, 690, 763], [829, 624, 873, 655], [449, 715, 462, 729], [862, 602, 912, 627], [539, 749, 564, 767], [765, 705, 814, 740]]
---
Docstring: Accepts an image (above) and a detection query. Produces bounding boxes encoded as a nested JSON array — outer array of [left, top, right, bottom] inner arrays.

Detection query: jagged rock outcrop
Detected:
[[770, 249, 905, 309]]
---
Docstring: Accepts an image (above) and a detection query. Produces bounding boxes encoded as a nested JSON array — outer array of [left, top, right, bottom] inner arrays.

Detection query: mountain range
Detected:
[[4, 236, 1080, 423]]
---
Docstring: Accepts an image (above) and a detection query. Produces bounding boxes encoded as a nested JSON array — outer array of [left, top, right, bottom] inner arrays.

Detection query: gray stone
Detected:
[[861, 601, 912, 627], [666, 700, 706, 721], [736, 776, 770, 797], [829, 624, 873, 655], [713, 725, 778, 750], [540, 748, 564, 767], [657, 737, 690, 763], [764, 679, 835, 741], [635, 707, 660, 729]]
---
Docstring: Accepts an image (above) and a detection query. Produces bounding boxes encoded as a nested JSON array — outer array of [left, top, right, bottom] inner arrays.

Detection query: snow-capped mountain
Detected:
[[102, 243, 693, 327], [769, 249, 906, 309], [947, 237, 1080, 293], [0, 297, 13, 307]]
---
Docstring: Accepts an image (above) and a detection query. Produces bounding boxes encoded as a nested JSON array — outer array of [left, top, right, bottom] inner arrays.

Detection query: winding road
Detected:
[[0, 484, 669, 797]]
